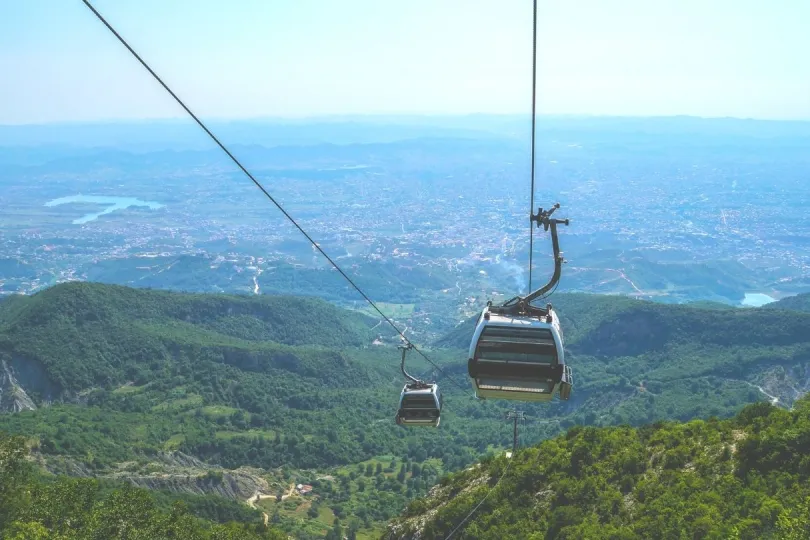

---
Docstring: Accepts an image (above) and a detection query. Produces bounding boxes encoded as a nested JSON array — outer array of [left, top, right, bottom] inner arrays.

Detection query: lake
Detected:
[[45, 195, 164, 224], [741, 292, 777, 307]]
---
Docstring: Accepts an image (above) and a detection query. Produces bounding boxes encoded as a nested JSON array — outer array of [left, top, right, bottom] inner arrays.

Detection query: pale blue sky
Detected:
[[1, 0, 808, 124]]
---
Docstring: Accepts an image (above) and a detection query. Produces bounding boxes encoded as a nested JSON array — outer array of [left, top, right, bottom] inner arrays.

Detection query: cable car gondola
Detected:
[[395, 344, 442, 427], [468, 204, 573, 402], [396, 383, 443, 427]]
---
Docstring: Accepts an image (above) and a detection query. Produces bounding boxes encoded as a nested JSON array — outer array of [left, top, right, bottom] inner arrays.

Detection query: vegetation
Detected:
[[0, 283, 504, 474], [0, 431, 286, 539], [260, 456, 444, 539], [0, 281, 384, 392], [437, 292, 810, 425], [387, 396, 810, 539], [2, 282, 810, 537], [763, 292, 810, 313]]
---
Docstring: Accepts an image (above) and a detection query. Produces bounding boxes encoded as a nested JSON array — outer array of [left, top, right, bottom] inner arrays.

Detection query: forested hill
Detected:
[[2, 282, 810, 537], [763, 291, 810, 313], [3, 283, 810, 474], [386, 396, 810, 539], [0, 281, 385, 394], [434, 292, 810, 350], [434, 292, 810, 416], [0, 282, 482, 477], [0, 280, 381, 348], [0, 430, 286, 539]]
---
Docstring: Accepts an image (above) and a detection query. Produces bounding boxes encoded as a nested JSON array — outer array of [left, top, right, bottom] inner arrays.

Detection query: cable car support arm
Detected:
[[399, 343, 424, 386], [502, 203, 570, 312]]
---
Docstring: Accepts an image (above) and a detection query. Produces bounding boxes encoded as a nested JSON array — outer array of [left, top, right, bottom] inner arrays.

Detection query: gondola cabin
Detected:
[[396, 383, 442, 427], [467, 306, 572, 402]]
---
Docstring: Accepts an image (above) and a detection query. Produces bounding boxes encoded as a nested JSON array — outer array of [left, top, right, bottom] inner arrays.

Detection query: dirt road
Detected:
[[245, 483, 296, 526]]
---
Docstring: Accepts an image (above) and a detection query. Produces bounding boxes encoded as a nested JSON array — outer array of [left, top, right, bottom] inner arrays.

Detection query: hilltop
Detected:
[[385, 396, 810, 539], [763, 291, 810, 313]]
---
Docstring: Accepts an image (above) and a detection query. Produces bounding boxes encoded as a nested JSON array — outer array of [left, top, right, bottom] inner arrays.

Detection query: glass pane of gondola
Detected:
[[401, 394, 437, 408], [476, 326, 558, 365]]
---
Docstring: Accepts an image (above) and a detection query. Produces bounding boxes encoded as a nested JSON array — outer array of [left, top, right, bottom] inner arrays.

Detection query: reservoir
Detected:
[[45, 195, 164, 224], [741, 292, 776, 307]]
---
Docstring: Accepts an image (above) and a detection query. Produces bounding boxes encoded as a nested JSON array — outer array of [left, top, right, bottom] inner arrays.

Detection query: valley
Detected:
[[2, 282, 810, 538], [3, 117, 810, 346], [2, 116, 810, 537]]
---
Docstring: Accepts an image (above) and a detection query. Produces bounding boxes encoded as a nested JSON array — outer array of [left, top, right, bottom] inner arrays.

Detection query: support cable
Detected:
[[81, 0, 468, 392], [527, 0, 539, 291]]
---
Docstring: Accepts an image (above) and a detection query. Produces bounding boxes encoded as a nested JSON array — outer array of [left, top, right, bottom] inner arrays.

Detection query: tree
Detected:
[[775, 496, 810, 540], [348, 520, 360, 540], [3, 522, 50, 540], [0, 433, 32, 530], [326, 518, 343, 540]]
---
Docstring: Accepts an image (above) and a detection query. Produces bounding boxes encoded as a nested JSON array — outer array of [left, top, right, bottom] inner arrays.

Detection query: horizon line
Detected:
[[3, 112, 810, 128]]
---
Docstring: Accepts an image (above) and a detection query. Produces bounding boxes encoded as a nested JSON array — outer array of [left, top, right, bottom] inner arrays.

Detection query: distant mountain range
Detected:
[[2, 114, 809, 152]]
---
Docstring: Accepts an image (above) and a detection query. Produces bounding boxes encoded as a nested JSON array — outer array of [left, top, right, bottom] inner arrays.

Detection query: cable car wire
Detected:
[[80, 0, 470, 393], [527, 0, 539, 292], [444, 447, 514, 540], [78, 0, 564, 534], [537, 276, 561, 302]]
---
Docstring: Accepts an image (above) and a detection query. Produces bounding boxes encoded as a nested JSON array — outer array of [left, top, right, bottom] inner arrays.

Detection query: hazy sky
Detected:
[[1, 0, 808, 124]]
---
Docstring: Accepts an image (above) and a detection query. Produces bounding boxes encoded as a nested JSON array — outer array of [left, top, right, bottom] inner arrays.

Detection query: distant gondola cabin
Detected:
[[396, 383, 442, 427]]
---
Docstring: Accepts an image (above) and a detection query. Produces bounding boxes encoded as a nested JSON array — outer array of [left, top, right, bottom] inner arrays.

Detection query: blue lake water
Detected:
[[741, 292, 777, 307], [45, 195, 164, 224]]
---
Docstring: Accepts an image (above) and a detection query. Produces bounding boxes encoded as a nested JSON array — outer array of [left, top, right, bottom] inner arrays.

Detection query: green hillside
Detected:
[[0, 280, 424, 390], [435, 293, 810, 426], [3, 283, 809, 476], [1, 283, 809, 538], [385, 397, 810, 539], [763, 292, 810, 313], [435, 292, 810, 350], [0, 431, 286, 539], [0, 284, 507, 483]]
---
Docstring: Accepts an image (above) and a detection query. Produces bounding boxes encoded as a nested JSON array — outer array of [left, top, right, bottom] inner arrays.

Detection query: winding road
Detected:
[[246, 483, 296, 526]]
